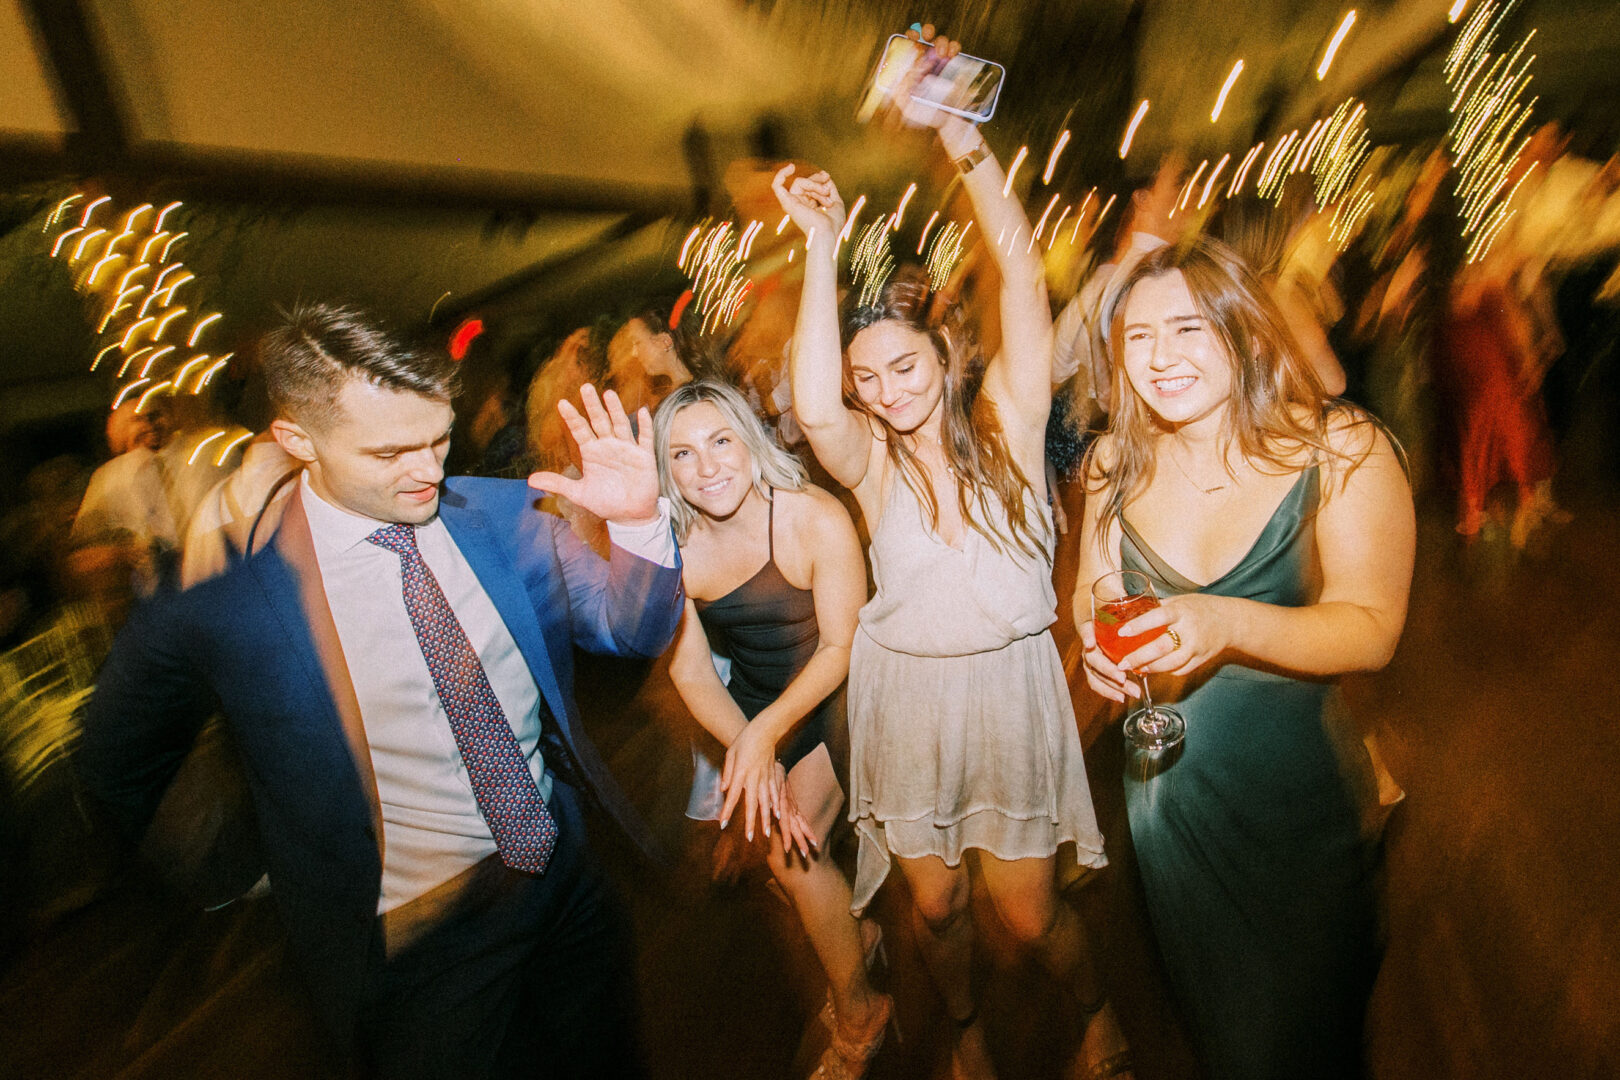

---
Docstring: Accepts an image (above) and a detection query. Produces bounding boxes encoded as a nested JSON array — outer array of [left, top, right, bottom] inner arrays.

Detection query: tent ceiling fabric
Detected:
[[1, 0, 70, 141]]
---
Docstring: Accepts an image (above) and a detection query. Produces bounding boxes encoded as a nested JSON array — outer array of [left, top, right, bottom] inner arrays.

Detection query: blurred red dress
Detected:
[[1436, 284, 1554, 535]]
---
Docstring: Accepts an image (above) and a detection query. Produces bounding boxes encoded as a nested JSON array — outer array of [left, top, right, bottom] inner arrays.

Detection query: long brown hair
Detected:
[[841, 277, 1047, 561], [1088, 236, 1369, 536]]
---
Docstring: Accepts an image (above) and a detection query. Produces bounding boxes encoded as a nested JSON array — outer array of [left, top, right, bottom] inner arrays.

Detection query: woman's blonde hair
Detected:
[[1088, 236, 1370, 535], [841, 276, 1047, 561], [653, 379, 806, 542]]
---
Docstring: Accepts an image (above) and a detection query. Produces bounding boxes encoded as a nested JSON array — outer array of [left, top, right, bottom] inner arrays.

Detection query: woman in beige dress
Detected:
[[772, 31, 1123, 1080]]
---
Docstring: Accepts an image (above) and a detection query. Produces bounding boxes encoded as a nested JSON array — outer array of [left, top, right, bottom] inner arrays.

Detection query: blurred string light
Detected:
[[1317, 10, 1357, 81], [838, 195, 867, 246], [1309, 98, 1370, 204], [893, 183, 918, 230], [775, 214, 791, 235], [214, 430, 252, 467], [1199, 154, 1232, 208], [1030, 193, 1061, 250], [1049, 203, 1073, 248], [1002, 146, 1029, 198], [1444, 0, 1538, 261], [850, 221, 895, 305], [1448, 0, 1471, 23], [1331, 171, 1379, 249], [1120, 100, 1150, 159], [925, 221, 972, 293], [44, 194, 233, 406], [1043, 130, 1070, 184], [187, 429, 226, 466], [916, 210, 941, 255], [1212, 61, 1244, 123], [675, 219, 755, 334]]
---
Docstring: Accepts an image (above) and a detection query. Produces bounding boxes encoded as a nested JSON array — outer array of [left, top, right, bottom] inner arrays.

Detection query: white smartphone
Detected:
[[857, 33, 1006, 125]]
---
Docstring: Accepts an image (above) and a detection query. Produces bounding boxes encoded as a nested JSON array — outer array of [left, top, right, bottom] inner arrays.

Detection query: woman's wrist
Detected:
[[937, 117, 985, 162]]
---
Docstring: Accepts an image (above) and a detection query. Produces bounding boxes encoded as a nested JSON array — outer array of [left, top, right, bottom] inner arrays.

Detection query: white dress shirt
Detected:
[[1051, 230, 1170, 418], [301, 474, 675, 912]]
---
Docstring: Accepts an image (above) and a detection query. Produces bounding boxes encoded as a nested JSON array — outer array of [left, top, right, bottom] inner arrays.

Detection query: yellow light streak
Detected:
[[139, 345, 176, 378], [678, 225, 702, 270], [112, 379, 151, 410], [1120, 100, 1150, 159], [50, 227, 83, 258], [188, 313, 222, 348], [90, 344, 120, 372], [138, 232, 169, 264], [71, 229, 107, 262], [1199, 154, 1232, 208], [1049, 203, 1072, 247], [78, 195, 110, 228], [118, 317, 157, 351], [1230, 142, 1265, 197], [894, 183, 918, 230], [1096, 194, 1118, 227], [1043, 130, 1071, 184], [194, 357, 230, 392], [86, 253, 122, 287], [1449, 0, 1470, 24], [1212, 61, 1244, 122], [160, 232, 188, 263], [135, 381, 173, 413], [215, 430, 253, 467], [187, 430, 227, 466], [1032, 193, 1062, 245], [174, 353, 212, 387], [1002, 146, 1030, 198], [153, 307, 187, 341], [116, 347, 152, 378], [123, 204, 154, 233], [838, 195, 867, 246], [1317, 10, 1357, 81], [1179, 160, 1210, 212], [917, 210, 941, 255], [775, 214, 791, 235], [153, 202, 183, 234]]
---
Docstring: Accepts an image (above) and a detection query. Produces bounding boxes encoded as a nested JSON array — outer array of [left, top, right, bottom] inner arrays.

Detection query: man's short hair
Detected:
[[259, 303, 459, 431]]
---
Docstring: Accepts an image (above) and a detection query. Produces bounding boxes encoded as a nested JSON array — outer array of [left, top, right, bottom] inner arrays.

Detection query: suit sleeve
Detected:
[[546, 508, 683, 659], [79, 594, 217, 841]]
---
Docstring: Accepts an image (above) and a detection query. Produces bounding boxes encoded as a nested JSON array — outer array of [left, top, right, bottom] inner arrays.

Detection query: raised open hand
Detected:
[[771, 164, 845, 250], [527, 384, 659, 526]]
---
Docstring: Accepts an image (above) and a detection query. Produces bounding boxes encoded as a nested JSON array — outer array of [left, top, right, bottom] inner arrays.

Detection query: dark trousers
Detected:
[[356, 781, 647, 1080]]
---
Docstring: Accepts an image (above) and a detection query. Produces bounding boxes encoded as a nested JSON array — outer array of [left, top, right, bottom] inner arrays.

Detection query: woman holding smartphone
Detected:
[[774, 32, 1122, 1080], [1074, 237, 1414, 1079], [656, 380, 891, 1080]]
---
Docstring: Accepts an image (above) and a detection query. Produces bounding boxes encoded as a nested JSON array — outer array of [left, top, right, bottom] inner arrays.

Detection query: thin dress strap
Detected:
[[766, 488, 775, 563]]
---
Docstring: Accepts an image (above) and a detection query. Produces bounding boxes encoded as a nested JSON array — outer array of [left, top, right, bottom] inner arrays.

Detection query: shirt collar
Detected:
[[300, 471, 423, 555], [1127, 230, 1169, 256]]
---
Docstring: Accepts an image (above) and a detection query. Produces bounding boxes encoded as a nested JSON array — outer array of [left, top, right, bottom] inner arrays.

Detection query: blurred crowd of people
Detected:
[[3, 28, 1620, 1078]]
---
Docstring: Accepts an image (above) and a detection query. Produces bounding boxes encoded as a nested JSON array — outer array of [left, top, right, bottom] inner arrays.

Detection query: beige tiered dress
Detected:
[[847, 474, 1107, 914]]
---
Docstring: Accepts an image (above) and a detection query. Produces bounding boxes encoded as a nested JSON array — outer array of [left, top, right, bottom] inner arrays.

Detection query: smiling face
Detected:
[[846, 320, 946, 434], [274, 375, 455, 524], [1118, 270, 1235, 430], [665, 400, 755, 520]]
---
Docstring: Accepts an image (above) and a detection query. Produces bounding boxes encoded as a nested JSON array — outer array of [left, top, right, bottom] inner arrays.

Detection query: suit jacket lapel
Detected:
[[267, 486, 385, 864]]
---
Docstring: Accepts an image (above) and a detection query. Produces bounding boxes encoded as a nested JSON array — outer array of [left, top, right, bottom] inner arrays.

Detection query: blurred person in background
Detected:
[[1053, 152, 1189, 425], [79, 303, 683, 1080], [607, 305, 697, 417], [1220, 187, 1347, 396], [1075, 237, 1413, 1080], [655, 379, 890, 1080], [776, 29, 1121, 1080]]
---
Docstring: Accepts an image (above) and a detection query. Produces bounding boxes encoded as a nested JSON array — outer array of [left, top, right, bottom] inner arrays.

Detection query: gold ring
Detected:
[[1167, 629, 1182, 650]]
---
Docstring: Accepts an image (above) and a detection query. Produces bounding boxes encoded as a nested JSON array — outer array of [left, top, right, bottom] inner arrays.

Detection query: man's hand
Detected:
[[528, 384, 659, 526]]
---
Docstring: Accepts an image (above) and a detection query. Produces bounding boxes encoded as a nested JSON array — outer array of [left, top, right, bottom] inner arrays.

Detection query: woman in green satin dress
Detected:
[[1073, 237, 1415, 1080]]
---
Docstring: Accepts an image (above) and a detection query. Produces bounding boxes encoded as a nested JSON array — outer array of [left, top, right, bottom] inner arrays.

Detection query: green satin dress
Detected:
[[1120, 466, 1378, 1080]]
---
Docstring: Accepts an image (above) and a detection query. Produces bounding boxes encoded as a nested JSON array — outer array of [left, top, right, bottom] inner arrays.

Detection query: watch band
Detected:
[[952, 142, 992, 174]]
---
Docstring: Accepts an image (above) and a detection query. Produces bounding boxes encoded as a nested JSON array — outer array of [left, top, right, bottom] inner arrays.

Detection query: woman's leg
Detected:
[[764, 838, 882, 1029], [895, 854, 994, 1079], [977, 852, 1131, 1078]]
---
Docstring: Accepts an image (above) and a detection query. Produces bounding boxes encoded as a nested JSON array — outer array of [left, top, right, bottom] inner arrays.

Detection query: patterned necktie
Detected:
[[367, 523, 557, 874]]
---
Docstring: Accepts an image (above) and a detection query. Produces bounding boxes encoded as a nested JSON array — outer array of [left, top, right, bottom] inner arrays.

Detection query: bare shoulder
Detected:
[[1085, 431, 1119, 480], [778, 483, 858, 541]]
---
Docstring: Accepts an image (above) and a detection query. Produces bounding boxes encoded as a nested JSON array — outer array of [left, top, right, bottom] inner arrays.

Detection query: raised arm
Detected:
[[896, 33, 1053, 433], [774, 166, 872, 488]]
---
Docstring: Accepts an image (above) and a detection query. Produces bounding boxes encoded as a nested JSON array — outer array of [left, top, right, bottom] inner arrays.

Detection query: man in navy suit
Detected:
[[80, 304, 683, 1079]]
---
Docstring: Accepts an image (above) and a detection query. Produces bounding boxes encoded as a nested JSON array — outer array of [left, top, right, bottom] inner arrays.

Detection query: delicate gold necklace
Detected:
[[1165, 441, 1230, 494]]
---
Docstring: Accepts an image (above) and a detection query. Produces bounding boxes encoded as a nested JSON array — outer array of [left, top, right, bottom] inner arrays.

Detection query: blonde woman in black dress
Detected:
[[655, 380, 890, 1079]]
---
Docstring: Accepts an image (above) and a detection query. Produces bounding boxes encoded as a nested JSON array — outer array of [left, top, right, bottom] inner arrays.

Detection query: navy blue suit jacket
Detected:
[[80, 476, 683, 1036]]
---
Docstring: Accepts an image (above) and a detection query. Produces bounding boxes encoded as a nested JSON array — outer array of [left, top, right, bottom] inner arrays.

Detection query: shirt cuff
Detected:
[[606, 498, 678, 568]]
